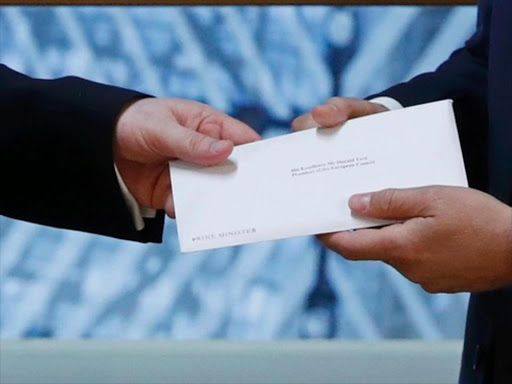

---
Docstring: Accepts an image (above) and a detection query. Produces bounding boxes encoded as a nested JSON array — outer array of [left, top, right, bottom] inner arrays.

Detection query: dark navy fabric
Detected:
[[0, 65, 164, 243]]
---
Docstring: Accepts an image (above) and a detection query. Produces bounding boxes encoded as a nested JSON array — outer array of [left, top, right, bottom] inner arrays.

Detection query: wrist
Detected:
[[114, 97, 148, 165]]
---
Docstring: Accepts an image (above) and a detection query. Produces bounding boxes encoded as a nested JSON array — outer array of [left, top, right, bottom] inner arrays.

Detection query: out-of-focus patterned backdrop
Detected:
[[0, 5, 476, 340]]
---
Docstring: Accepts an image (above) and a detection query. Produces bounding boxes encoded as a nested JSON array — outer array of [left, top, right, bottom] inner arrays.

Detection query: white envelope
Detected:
[[170, 100, 467, 253]]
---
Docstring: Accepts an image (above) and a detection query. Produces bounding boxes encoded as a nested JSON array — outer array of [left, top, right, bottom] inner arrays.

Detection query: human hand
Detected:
[[320, 186, 512, 293], [292, 97, 388, 131], [114, 98, 260, 217]]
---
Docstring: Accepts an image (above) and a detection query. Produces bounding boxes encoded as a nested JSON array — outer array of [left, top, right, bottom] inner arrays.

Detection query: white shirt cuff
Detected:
[[114, 164, 156, 231], [369, 97, 404, 111], [140, 206, 157, 219]]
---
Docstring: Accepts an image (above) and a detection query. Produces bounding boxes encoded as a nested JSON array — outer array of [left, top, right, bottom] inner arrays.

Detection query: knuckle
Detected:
[[327, 97, 348, 113], [425, 187, 438, 201], [327, 97, 343, 104], [375, 188, 398, 216], [384, 236, 418, 269], [399, 234, 419, 258], [426, 186, 444, 205], [381, 234, 403, 254]]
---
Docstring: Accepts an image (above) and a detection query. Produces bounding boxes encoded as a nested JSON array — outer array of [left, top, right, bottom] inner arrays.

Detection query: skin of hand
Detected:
[[292, 97, 388, 131], [293, 97, 512, 293], [329, 186, 512, 293], [114, 98, 260, 218]]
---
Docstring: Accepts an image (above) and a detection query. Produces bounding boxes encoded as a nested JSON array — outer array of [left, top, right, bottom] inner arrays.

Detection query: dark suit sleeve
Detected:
[[369, 0, 492, 190], [0, 64, 165, 243]]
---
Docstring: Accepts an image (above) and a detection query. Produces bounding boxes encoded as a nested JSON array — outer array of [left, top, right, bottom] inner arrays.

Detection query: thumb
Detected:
[[163, 124, 234, 165], [348, 187, 432, 220]]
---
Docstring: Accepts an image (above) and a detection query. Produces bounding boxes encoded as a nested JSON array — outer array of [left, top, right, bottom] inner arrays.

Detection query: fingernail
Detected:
[[349, 193, 371, 212], [210, 140, 230, 154]]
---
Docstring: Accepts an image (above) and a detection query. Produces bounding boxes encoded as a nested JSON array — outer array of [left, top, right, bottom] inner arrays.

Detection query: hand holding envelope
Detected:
[[293, 97, 512, 294], [170, 100, 468, 253]]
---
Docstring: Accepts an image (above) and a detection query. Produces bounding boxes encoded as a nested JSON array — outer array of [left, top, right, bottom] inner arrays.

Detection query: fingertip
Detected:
[[291, 116, 305, 131], [199, 139, 233, 166], [292, 115, 308, 132], [222, 115, 260, 144], [242, 129, 261, 144], [312, 104, 347, 128], [210, 139, 233, 155], [252, 131, 262, 141], [316, 233, 331, 244], [348, 193, 372, 213], [291, 118, 302, 132], [311, 105, 327, 119], [318, 231, 350, 256], [180, 136, 233, 166], [166, 209, 176, 219], [165, 197, 176, 219]]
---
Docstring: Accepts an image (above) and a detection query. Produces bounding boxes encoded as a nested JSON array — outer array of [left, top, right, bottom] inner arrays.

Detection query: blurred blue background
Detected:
[[0, 5, 476, 340]]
